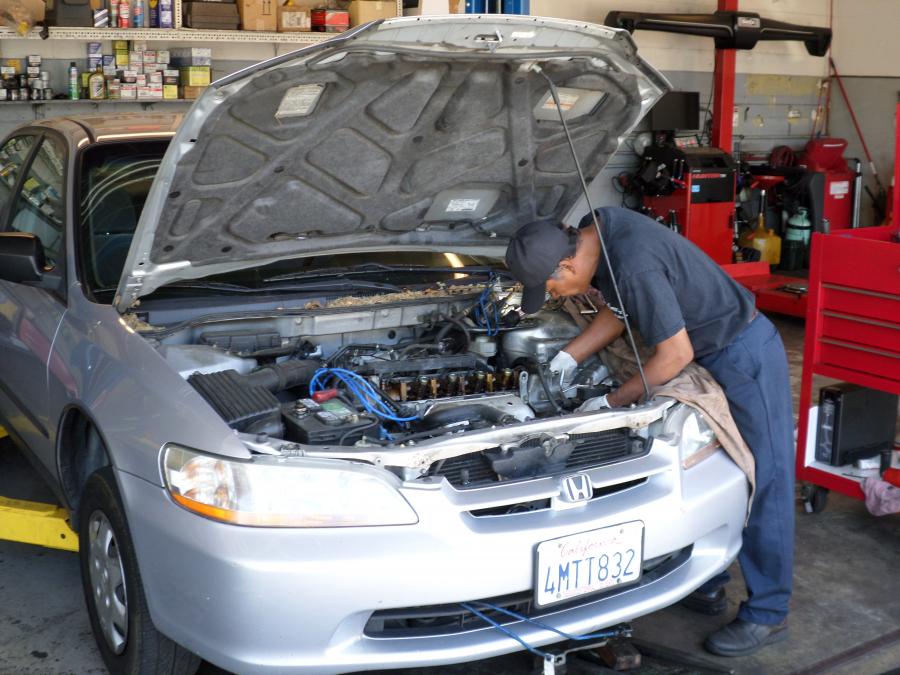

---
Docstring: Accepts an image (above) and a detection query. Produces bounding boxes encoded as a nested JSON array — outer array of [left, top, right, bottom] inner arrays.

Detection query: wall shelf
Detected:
[[0, 99, 190, 105], [0, 26, 334, 44]]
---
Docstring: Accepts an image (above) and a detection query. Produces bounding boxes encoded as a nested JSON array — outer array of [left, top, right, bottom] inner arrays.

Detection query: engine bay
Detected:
[[154, 284, 617, 457]]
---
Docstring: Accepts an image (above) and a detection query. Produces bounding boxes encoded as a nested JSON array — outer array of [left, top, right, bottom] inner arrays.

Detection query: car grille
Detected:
[[467, 478, 647, 517], [363, 546, 692, 639], [428, 429, 647, 489]]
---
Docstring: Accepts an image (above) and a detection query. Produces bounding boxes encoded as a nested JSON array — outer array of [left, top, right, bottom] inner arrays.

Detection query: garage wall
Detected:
[[827, 0, 899, 226], [0, 1, 838, 223]]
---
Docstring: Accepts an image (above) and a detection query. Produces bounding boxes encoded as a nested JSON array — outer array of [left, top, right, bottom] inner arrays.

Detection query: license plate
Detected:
[[534, 521, 644, 607]]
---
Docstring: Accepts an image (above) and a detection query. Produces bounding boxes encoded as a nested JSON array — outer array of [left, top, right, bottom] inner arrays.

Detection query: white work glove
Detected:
[[577, 394, 612, 412], [548, 350, 578, 387]]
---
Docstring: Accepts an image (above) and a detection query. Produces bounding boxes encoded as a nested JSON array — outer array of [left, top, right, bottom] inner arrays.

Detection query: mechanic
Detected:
[[504, 206, 794, 658]]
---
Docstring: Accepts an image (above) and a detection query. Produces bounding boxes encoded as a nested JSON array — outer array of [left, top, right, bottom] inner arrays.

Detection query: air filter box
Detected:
[[188, 369, 281, 433]]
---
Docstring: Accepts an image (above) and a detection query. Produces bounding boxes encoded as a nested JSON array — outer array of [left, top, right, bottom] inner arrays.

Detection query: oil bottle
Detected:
[[88, 66, 106, 100]]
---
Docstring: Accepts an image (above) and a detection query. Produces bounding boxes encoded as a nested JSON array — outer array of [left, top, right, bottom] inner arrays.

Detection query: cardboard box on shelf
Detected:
[[348, 1, 396, 26], [179, 66, 211, 87], [277, 4, 310, 32], [180, 85, 208, 100], [184, 1, 241, 28], [238, 0, 277, 31], [311, 8, 349, 32], [163, 84, 179, 99], [169, 48, 212, 66]]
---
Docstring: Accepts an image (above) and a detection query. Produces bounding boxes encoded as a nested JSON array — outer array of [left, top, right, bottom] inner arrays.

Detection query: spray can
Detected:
[[133, 0, 143, 27], [68, 62, 79, 100], [118, 0, 131, 28], [110, 0, 118, 27]]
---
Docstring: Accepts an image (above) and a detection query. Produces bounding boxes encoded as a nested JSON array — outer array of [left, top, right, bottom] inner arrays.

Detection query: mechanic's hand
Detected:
[[576, 394, 612, 412], [548, 350, 578, 387]]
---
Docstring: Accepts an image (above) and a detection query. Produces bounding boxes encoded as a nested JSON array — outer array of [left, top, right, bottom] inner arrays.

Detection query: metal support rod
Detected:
[[533, 65, 651, 403], [711, 0, 738, 151]]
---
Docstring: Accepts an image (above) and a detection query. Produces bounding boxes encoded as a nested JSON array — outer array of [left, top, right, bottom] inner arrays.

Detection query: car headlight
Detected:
[[663, 405, 720, 469], [163, 445, 418, 527]]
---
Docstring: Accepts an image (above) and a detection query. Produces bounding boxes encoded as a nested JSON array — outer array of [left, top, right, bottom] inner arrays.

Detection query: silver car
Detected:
[[0, 15, 748, 675]]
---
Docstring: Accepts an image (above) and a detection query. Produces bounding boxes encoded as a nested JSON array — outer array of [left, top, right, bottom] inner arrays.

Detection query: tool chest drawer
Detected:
[[811, 228, 900, 385]]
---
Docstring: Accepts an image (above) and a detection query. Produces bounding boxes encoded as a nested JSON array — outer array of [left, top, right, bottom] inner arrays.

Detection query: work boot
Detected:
[[704, 618, 788, 657], [680, 586, 727, 615]]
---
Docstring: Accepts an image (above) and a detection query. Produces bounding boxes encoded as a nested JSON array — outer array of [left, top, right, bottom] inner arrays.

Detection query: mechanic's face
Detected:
[[545, 257, 591, 299]]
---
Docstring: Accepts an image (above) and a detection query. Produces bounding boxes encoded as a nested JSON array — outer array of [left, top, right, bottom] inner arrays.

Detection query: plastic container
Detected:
[[739, 221, 782, 265]]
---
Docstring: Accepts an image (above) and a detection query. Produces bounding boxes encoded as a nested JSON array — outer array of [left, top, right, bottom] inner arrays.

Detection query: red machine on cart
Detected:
[[641, 146, 737, 265]]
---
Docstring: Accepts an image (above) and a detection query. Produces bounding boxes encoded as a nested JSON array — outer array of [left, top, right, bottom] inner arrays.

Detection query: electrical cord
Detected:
[[472, 276, 501, 337], [458, 600, 630, 665], [533, 65, 652, 403]]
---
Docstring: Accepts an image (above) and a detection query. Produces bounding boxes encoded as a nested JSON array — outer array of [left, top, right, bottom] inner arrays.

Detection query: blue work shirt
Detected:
[[582, 207, 756, 357]]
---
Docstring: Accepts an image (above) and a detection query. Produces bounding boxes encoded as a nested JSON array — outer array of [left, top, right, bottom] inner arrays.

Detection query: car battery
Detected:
[[283, 398, 376, 445]]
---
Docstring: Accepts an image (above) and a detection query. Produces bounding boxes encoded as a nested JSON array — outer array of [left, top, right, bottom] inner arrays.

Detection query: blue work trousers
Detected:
[[696, 314, 795, 625]]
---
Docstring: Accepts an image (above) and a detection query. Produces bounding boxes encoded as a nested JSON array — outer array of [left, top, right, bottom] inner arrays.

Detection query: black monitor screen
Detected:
[[649, 91, 701, 131]]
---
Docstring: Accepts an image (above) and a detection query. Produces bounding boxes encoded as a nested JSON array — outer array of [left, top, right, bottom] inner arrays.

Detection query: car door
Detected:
[[0, 131, 69, 467]]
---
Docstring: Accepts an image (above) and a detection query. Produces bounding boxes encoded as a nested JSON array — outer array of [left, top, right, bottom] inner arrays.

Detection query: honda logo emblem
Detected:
[[560, 474, 593, 503]]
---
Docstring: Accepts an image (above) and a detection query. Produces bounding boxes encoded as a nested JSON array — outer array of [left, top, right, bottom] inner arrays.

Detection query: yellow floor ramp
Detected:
[[0, 426, 79, 551], [0, 496, 79, 551]]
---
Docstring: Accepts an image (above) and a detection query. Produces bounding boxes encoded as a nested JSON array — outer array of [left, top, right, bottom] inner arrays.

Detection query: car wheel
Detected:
[[78, 467, 201, 675]]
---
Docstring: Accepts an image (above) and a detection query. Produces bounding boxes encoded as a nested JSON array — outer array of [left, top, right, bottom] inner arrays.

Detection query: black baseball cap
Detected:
[[505, 222, 576, 314]]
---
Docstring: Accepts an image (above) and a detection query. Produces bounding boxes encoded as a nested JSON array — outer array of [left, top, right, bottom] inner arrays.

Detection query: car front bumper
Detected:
[[117, 440, 748, 675]]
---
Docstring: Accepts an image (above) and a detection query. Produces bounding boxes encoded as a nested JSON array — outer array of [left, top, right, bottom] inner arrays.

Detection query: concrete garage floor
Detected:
[[1, 316, 898, 675]]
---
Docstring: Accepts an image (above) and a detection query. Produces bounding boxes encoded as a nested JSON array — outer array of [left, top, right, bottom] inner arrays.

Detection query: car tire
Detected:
[[78, 467, 201, 675]]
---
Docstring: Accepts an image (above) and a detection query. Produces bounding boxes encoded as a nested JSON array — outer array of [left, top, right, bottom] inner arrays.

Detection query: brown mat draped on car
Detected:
[[562, 296, 756, 508]]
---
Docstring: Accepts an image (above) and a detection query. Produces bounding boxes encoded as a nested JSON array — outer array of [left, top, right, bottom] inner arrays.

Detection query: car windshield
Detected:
[[78, 141, 505, 302], [79, 140, 169, 297]]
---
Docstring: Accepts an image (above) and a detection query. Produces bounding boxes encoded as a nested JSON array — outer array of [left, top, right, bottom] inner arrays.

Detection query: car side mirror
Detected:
[[0, 232, 47, 283]]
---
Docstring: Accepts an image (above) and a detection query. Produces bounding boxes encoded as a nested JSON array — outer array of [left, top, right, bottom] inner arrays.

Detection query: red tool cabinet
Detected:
[[794, 225, 900, 509]]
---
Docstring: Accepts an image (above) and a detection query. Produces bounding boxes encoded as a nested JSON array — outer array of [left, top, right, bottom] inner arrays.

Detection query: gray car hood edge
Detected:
[[115, 15, 669, 312]]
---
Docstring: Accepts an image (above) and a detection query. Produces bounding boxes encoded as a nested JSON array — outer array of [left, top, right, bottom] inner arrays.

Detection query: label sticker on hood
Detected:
[[542, 91, 579, 112], [446, 198, 481, 212], [275, 84, 325, 119]]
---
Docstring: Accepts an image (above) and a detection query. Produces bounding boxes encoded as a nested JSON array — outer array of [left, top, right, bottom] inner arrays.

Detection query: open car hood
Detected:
[[115, 15, 669, 311]]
